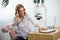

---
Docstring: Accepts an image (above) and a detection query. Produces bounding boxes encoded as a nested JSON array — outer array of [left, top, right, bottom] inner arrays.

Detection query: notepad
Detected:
[[40, 29, 56, 33]]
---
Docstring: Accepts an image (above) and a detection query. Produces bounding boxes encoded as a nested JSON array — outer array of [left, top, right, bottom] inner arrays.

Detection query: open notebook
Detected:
[[40, 29, 56, 33]]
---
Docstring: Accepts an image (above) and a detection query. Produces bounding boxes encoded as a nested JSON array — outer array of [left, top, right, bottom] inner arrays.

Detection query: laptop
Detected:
[[39, 16, 56, 33]]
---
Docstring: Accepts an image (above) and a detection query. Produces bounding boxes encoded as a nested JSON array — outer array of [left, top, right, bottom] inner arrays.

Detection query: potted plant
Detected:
[[33, 0, 40, 7], [1, 0, 9, 7], [35, 13, 43, 20]]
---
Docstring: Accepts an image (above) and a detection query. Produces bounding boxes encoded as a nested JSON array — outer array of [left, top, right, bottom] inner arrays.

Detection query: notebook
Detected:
[[40, 29, 56, 33]]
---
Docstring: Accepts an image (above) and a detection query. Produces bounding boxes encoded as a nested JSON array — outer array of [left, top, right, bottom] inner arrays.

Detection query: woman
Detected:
[[1, 4, 47, 40]]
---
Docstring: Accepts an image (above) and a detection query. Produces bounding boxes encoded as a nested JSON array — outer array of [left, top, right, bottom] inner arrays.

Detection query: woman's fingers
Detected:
[[41, 27, 47, 30]]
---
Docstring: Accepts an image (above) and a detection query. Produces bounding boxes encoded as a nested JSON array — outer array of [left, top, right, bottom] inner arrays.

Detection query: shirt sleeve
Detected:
[[26, 14, 37, 27], [8, 17, 17, 30]]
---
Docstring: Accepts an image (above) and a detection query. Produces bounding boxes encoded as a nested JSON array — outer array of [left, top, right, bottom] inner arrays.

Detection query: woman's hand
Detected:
[[2, 25, 12, 33], [36, 24, 47, 30], [40, 27, 47, 30], [38, 27, 47, 33], [4, 25, 16, 39], [1, 25, 10, 33]]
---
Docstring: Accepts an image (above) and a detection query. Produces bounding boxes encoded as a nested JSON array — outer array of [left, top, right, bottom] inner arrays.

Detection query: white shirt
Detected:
[[10, 14, 36, 39]]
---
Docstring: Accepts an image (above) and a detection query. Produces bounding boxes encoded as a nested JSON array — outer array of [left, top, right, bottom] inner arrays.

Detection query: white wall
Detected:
[[0, 0, 60, 26], [45, 0, 60, 26]]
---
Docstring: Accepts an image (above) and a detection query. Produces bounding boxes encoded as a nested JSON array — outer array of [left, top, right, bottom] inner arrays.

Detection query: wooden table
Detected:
[[28, 26, 60, 40]]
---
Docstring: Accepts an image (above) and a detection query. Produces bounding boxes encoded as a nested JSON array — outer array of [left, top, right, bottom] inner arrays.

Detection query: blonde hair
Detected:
[[15, 4, 26, 17]]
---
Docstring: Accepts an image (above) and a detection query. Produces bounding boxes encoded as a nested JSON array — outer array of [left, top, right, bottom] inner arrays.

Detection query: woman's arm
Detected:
[[4, 26, 16, 39], [12, 17, 21, 26], [26, 14, 47, 32], [8, 29, 16, 39], [26, 15, 40, 27]]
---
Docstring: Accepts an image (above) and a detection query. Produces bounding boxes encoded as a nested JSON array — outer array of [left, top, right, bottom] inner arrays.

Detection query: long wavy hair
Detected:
[[15, 4, 26, 17]]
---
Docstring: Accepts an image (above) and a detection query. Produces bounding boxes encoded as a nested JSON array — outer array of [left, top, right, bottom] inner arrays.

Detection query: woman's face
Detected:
[[19, 7, 25, 17]]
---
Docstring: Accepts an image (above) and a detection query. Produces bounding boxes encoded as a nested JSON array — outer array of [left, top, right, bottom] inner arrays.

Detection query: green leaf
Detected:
[[37, 0, 40, 3], [34, 0, 36, 3], [42, 0, 44, 4], [2, 0, 9, 7], [35, 13, 43, 20], [34, 0, 40, 3]]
